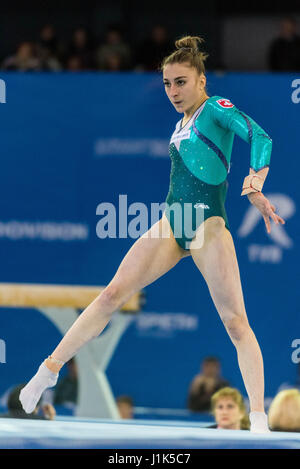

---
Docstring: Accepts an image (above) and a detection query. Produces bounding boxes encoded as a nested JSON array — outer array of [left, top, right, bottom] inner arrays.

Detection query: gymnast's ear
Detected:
[[196, 72, 206, 92]]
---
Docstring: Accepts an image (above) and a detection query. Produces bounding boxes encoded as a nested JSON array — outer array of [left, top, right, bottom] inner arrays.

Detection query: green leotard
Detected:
[[165, 96, 272, 250]]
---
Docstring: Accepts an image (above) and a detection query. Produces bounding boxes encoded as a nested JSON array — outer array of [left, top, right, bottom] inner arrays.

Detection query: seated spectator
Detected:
[[95, 25, 132, 71], [116, 395, 134, 419], [1, 41, 41, 71], [187, 356, 229, 412], [0, 384, 55, 420], [268, 389, 300, 432], [136, 25, 173, 71], [209, 387, 250, 430], [38, 50, 62, 72], [65, 55, 84, 72], [36, 24, 61, 58], [66, 27, 96, 70], [105, 53, 123, 72], [54, 358, 78, 406], [36, 24, 62, 71], [268, 17, 300, 71]]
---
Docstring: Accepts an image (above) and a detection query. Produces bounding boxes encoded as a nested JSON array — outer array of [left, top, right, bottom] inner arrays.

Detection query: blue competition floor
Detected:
[[0, 417, 299, 449]]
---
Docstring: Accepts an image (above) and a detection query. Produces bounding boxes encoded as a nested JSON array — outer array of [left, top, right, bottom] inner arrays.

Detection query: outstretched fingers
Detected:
[[264, 204, 285, 233]]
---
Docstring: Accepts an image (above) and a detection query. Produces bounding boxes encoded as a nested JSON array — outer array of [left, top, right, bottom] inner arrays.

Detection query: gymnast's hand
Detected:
[[247, 192, 285, 234]]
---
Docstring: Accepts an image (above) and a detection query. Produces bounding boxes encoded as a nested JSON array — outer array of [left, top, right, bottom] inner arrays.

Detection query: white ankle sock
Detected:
[[249, 411, 270, 433], [19, 362, 58, 414]]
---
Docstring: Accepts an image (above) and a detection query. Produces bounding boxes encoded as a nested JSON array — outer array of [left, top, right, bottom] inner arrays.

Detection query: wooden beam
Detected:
[[0, 283, 141, 312]]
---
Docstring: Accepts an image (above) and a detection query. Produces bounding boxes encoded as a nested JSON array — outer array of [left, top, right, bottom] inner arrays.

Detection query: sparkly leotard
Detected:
[[165, 96, 272, 250]]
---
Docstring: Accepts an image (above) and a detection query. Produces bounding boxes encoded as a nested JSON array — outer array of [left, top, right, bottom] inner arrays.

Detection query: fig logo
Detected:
[[237, 193, 295, 263], [0, 79, 6, 103]]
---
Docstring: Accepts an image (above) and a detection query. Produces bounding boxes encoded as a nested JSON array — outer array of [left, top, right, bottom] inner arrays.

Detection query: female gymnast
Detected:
[[20, 36, 285, 433]]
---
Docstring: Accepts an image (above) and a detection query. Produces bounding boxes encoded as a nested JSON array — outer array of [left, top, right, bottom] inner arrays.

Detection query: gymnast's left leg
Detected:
[[189, 216, 269, 433]]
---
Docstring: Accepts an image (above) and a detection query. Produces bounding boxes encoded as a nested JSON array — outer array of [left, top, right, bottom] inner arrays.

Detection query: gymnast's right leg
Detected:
[[20, 215, 187, 413]]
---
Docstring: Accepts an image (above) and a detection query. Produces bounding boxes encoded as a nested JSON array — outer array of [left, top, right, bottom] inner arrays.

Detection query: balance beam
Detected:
[[0, 283, 141, 312]]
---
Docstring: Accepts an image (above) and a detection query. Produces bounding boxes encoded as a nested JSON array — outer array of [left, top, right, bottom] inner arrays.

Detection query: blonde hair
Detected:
[[268, 389, 300, 431], [160, 35, 209, 75], [211, 387, 250, 430]]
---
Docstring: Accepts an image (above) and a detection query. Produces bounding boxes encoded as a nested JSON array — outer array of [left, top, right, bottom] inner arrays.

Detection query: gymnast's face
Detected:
[[163, 62, 207, 116], [214, 397, 244, 430]]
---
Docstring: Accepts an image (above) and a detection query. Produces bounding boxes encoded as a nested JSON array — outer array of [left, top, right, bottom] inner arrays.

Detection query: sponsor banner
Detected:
[[94, 138, 169, 158], [0, 221, 89, 241]]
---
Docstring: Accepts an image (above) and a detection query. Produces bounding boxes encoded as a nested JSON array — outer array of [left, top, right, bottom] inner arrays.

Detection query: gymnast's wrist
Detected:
[[241, 167, 269, 196], [241, 175, 264, 196]]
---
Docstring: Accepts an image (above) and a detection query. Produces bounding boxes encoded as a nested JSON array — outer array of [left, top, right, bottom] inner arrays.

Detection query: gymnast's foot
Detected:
[[19, 362, 58, 414], [249, 411, 271, 433]]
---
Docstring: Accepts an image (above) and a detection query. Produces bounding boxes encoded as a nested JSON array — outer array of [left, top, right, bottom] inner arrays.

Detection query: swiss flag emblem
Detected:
[[217, 99, 234, 108]]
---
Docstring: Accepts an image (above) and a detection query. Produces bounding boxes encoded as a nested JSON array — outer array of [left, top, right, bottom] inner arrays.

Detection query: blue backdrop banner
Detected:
[[0, 72, 299, 409]]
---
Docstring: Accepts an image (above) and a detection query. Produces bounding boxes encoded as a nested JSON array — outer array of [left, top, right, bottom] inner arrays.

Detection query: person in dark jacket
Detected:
[[268, 17, 300, 71], [0, 384, 55, 420], [187, 356, 229, 412]]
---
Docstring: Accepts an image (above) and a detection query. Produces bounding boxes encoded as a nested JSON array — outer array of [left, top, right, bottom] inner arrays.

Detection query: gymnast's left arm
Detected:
[[211, 99, 285, 233]]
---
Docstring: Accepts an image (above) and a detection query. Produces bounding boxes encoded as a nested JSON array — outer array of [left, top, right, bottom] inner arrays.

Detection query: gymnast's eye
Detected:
[[176, 80, 185, 86], [163, 81, 170, 88]]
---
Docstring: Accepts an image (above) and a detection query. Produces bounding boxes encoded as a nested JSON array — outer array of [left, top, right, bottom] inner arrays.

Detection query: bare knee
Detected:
[[222, 315, 250, 342], [97, 283, 127, 312], [204, 217, 225, 240]]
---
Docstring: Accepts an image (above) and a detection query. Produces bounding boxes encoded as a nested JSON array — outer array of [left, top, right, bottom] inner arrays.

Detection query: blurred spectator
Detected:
[[36, 24, 62, 71], [116, 395, 134, 419], [54, 358, 78, 406], [268, 17, 300, 71], [65, 55, 84, 72], [136, 25, 173, 71], [209, 387, 250, 430], [105, 53, 123, 72], [0, 384, 55, 420], [38, 49, 62, 72], [187, 356, 230, 412], [66, 27, 96, 70], [95, 25, 132, 71], [268, 389, 300, 432], [1, 41, 41, 71], [37, 24, 61, 58]]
